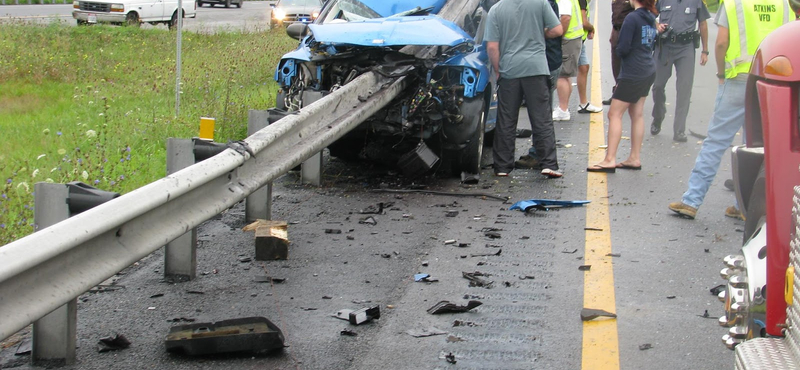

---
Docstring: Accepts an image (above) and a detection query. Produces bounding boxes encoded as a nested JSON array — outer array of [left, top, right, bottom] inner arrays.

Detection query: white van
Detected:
[[72, 0, 197, 28]]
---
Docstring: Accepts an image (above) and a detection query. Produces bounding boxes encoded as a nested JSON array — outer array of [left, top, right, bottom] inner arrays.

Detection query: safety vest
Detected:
[[722, 0, 792, 78], [564, 0, 584, 39]]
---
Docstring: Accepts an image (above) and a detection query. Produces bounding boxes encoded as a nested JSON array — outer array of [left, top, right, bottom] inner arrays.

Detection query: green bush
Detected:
[[0, 22, 298, 245]]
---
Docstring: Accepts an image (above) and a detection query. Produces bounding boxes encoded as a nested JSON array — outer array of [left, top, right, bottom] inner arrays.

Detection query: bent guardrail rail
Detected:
[[0, 71, 407, 344]]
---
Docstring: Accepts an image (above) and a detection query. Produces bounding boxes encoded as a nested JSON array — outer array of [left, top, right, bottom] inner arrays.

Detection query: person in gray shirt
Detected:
[[649, 0, 711, 142], [485, 0, 564, 178]]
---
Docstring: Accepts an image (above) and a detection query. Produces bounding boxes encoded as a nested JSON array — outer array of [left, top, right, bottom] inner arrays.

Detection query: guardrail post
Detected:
[[32, 183, 76, 366], [301, 153, 323, 186], [246, 110, 273, 221], [165, 138, 197, 281]]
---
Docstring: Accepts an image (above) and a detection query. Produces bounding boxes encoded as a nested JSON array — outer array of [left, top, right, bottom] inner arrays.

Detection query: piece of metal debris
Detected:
[[186, 290, 204, 295], [301, 307, 318, 311], [579, 265, 591, 271], [334, 306, 381, 325], [14, 339, 32, 356], [254, 276, 286, 284], [462, 271, 494, 288], [406, 327, 447, 338], [341, 329, 358, 337], [562, 249, 578, 254], [585, 227, 603, 231], [421, 261, 429, 266], [150, 293, 164, 298], [453, 320, 478, 327], [359, 216, 377, 226], [666, 295, 676, 299], [457, 243, 471, 248], [606, 253, 621, 258], [165, 317, 285, 355], [486, 244, 502, 248], [510, 199, 591, 212], [639, 343, 653, 351], [710, 284, 725, 296], [444, 240, 457, 245], [168, 317, 196, 323], [98, 334, 130, 353], [580, 308, 617, 321], [427, 300, 483, 314], [470, 249, 501, 257], [460, 172, 480, 185]]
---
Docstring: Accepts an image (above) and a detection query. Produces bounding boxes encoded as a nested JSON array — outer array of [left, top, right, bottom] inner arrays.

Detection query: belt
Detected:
[[663, 31, 697, 44]]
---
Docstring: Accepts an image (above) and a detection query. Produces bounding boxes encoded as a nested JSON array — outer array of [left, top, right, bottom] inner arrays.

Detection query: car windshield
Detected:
[[278, 0, 320, 6], [318, 0, 381, 24]]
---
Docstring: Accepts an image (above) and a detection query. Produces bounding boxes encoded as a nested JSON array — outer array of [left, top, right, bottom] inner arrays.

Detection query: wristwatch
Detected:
[[701, 50, 709, 55], [716, 72, 725, 79]]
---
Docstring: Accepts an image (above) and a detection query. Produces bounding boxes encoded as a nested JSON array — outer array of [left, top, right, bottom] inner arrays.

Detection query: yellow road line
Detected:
[[582, 4, 620, 370]]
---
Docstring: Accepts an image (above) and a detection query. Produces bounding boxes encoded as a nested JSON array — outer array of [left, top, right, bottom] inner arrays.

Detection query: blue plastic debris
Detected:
[[415, 274, 430, 282], [509, 199, 590, 212]]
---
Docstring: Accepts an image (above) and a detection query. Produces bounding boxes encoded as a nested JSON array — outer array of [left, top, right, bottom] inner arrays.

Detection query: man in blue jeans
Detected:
[[667, 0, 792, 220]]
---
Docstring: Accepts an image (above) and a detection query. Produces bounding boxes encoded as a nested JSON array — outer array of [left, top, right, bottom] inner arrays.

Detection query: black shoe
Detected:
[[514, 155, 541, 169], [673, 132, 688, 142], [515, 128, 532, 138], [602, 98, 612, 105], [650, 121, 662, 135]]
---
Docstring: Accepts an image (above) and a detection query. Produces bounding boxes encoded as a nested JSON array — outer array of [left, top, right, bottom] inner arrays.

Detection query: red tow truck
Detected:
[[717, 18, 800, 368]]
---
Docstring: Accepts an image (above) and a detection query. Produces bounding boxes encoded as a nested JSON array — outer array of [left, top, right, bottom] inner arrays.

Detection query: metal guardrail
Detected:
[[0, 71, 407, 342]]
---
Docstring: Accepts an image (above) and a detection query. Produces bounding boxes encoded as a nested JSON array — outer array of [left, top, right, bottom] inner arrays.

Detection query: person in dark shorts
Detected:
[[587, 0, 658, 172]]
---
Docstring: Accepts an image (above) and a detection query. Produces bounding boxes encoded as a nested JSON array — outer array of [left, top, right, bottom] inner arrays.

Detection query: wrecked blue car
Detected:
[[270, 0, 496, 177]]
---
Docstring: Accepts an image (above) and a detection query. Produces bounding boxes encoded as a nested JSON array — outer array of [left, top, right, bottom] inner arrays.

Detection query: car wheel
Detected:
[[125, 12, 140, 27], [197, 1, 203, 6], [224, 0, 230, 7], [236, 0, 241, 7], [168, 10, 181, 30], [77, 19, 89, 26], [450, 96, 486, 175], [743, 165, 767, 244]]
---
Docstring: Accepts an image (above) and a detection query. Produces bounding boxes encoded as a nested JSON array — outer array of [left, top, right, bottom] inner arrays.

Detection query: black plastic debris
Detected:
[[98, 334, 131, 353], [667, 295, 676, 299], [446, 210, 459, 217], [606, 253, 621, 258], [470, 249, 501, 257], [484, 231, 501, 239], [341, 330, 358, 337], [186, 290, 204, 295], [516, 128, 532, 138], [710, 284, 725, 295], [518, 275, 535, 280], [585, 227, 603, 231], [445, 352, 457, 364], [406, 327, 447, 338], [165, 317, 284, 356], [334, 306, 381, 325], [150, 293, 164, 298], [359, 216, 377, 226], [579, 265, 591, 271], [463, 271, 494, 288], [457, 243, 471, 248], [398, 142, 439, 178], [460, 172, 480, 185], [639, 343, 653, 351], [359, 202, 394, 215], [301, 307, 318, 311], [580, 308, 617, 321], [381, 253, 392, 259], [562, 249, 578, 254], [427, 300, 482, 314], [325, 229, 342, 234]]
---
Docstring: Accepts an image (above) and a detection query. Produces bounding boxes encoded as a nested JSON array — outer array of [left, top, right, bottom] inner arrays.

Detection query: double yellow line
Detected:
[[582, 4, 620, 369]]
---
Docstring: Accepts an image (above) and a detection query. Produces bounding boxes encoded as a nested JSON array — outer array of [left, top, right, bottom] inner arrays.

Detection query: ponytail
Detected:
[[636, 0, 659, 15]]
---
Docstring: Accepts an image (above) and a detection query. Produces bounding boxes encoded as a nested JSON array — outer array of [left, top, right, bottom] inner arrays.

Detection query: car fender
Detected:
[[439, 48, 490, 95]]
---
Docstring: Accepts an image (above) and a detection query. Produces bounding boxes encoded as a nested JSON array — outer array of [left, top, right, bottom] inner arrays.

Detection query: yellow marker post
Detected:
[[582, 5, 621, 370], [199, 117, 215, 141]]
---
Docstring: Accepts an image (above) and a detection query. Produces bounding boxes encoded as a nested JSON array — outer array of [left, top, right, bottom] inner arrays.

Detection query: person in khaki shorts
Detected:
[[553, 0, 584, 121]]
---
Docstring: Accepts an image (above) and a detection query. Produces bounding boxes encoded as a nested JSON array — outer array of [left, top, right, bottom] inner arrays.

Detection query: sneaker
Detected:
[[673, 132, 688, 142], [668, 201, 697, 219], [602, 98, 612, 106], [515, 155, 541, 169], [541, 168, 563, 178], [725, 206, 746, 221], [552, 108, 570, 121], [578, 102, 603, 113]]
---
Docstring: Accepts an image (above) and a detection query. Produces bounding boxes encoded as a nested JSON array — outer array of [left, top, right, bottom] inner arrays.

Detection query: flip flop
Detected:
[[586, 164, 616, 173], [616, 163, 642, 170]]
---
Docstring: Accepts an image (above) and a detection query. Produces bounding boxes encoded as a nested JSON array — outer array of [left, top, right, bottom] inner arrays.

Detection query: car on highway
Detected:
[[72, 0, 197, 27], [269, 0, 323, 28], [268, 0, 497, 177], [197, 0, 242, 9]]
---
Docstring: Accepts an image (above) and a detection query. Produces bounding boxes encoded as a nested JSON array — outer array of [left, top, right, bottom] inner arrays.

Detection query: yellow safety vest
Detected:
[[722, 0, 792, 78], [564, 0, 584, 39]]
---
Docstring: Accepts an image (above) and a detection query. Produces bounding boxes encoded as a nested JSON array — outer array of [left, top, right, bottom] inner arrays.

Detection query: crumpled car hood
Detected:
[[307, 16, 473, 48]]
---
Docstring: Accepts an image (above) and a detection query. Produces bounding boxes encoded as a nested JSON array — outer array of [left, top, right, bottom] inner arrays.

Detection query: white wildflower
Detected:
[[31, 169, 39, 178], [16, 182, 30, 193], [85, 130, 97, 138], [45, 178, 54, 183], [37, 154, 46, 160], [81, 171, 89, 180], [57, 149, 67, 155]]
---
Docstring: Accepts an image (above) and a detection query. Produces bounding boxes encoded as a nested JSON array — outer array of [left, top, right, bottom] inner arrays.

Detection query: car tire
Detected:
[[168, 10, 181, 30], [236, 0, 241, 8], [450, 96, 486, 175], [197, 1, 203, 6], [125, 12, 140, 27], [224, 0, 230, 7], [743, 165, 767, 244]]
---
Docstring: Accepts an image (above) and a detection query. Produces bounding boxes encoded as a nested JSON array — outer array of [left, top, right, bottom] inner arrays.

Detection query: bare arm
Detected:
[[487, 41, 501, 79], [581, 9, 594, 38], [715, 25, 729, 82], [698, 19, 709, 66], [560, 15, 570, 34], [546, 24, 564, 38]]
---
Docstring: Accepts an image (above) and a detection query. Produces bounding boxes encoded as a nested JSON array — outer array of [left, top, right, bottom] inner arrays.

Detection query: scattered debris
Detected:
[[463, 271, 494, 288], [359, 216, 377, 226], [509, 199, 591, 212], [89, 284, 125, 293], [323, 296, 332, 300], [421, 261, 429, 266], [457, 243, 471, 248], [370, 189, 509, 202], [639, 343, 653, 351], [486, 244, 502, 248], [484, 231, 502, 239], [446, 210, 459, 217], [518, 275, 535, 280], [667, 295, 676, 299], [503, 281, 512, 287], [186, 290, 204, 295], [446, 335, 465, 343], [406, 327, 447, 338], [470, 249, 501, 257], [704, 248, 710, 253], [606, 253, 621, 258], [341, 329, 358, 337], [359, 202, 394, 215], [445, 352, 457, 364], [453, 320, 479, 327], [697, 310, 715, 319], [427, 300, 483, 314], [578, 265, 591, 271], [460, 172, 480, 185], [585, 227, 603, 231], [301, 307, 318, 311], [688, 128, 707, 140], [97, 334, 130, 353], [150, 293, 164, 298], [238, 257, 252, 263], [414, 274, 439, 282], [444, 240, 457, 245], [347, 235, 355, 240], [352, 300, 372, 304], [325, 229, 342, 234], [14, 339, 31, 356], [254, 276, 286, 284], [168, 317, 196, 323], [243, 220, 290, 261], [580, 308, 617, 321], [710, 284, 725, 296], [334, 306, 381, 325], [381, 253, 392, 259], [562, 249, 578, 254], [165, 317, 285, 355]]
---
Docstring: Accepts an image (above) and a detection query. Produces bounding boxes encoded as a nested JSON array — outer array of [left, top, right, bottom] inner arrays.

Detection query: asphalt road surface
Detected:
[[0, 2, 742, 369]]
